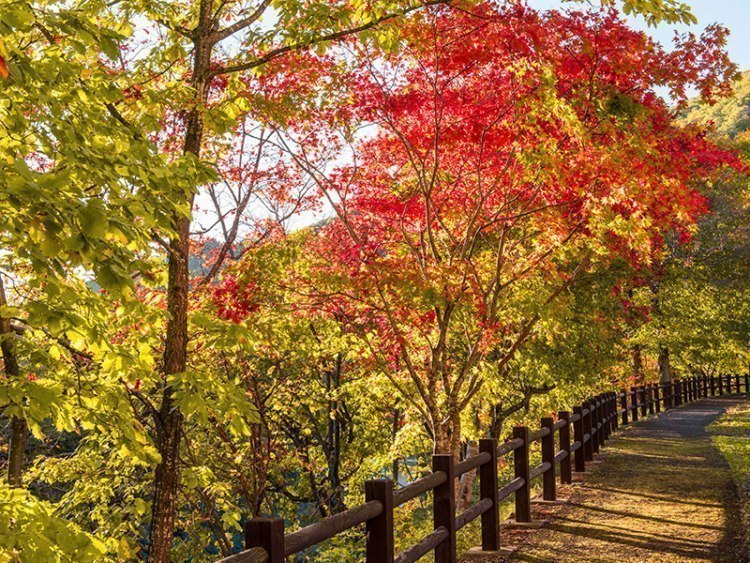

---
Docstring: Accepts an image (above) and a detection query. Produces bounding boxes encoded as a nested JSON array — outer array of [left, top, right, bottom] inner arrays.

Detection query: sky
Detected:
[[530, 0, 750, 70]]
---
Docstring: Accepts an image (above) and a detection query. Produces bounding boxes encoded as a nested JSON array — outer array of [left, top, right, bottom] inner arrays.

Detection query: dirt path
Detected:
[[488, 396, 748, 562]]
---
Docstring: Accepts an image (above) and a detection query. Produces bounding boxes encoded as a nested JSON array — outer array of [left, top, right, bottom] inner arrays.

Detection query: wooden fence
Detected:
[[219, 373, 749, 563]]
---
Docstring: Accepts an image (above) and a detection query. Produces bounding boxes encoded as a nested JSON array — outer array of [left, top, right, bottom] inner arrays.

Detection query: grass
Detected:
[[709, 401, 750, 555]]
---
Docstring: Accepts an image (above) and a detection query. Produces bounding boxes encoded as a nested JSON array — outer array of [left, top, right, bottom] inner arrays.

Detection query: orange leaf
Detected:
[[0, 56, 8, 79]]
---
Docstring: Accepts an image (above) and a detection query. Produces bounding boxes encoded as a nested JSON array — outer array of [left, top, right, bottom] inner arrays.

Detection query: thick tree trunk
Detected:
[[7, 417, 27, 487], [433, 422, 449, 454], [0, 276, 26, 487], [433, 409, 461, 456], [658, 346, 672, 384], [148, 217, 191, 563], [147, 2, 213, 559]]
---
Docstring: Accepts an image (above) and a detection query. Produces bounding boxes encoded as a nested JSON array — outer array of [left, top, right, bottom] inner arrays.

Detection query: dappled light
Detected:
[[1, 1, 749, 562]]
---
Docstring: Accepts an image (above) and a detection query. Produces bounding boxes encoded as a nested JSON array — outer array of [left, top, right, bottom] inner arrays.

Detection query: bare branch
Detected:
[[212, 0, 272, 43]]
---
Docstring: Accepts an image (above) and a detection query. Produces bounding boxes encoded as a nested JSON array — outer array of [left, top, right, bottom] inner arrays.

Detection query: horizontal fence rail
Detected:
[[218, 374, 750, 563]]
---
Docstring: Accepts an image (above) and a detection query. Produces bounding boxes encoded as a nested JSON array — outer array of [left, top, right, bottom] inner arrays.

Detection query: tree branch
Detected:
[[212, 0, 272, 43], [216, 0, 452, 75]]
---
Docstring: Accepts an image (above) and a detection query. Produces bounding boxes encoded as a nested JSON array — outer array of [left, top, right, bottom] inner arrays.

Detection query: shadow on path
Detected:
[[469, 396, 748, 562]]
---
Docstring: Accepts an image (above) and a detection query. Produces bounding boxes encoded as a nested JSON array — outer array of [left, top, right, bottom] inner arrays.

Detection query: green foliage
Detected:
[[682, 71, 750, 138], [597, 0, 697, 25], [0, 484, 107, 562]]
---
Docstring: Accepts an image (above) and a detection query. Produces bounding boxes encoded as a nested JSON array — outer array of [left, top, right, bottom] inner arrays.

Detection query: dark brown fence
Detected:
[[219, 373, 749, 563]]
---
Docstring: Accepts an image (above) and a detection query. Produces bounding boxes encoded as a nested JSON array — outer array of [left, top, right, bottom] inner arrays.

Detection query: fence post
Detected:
[[512, 426, 532, 523], [684, 378, 690, 403], [559, 411, 572, 484], [719, 374, 725, 395], [610, 393, 618, 432], [745, 374, 749, 397], [366, 479, 394, 562], [591, 398, 601, 454], [665, 380, 673, 409], [647, 384, 655, 415], [246, 518, 285, 563], [676, 379, 683, 405], [478, 439, 499, 552], [583, 401, 594, 461], [736, 374, 741, 394], [704, 375, 709, 397], [639, 386, 648, 418], [654, 384, 661, 413], [596, 396, 605, 450], [573, 406, 585, 472], [630, 387, 639, 422], [433, 454, 456, 562], [620, 391, 628, 425], [710, 375, 716, 396], [541, 418, 556, 501]]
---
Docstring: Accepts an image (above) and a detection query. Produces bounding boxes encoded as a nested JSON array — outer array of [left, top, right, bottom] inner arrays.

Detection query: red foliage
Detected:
[[208, 3, 744, 411], [303, 3, 742, 371], [211, 275, 260, 323]]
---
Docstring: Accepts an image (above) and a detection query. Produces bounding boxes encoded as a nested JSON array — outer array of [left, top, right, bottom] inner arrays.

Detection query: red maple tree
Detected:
[[290, 3, 741, 455]]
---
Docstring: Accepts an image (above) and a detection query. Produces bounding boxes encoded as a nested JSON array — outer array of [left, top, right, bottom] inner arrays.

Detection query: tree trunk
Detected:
[[0, 275, 26, 487], [7, 417, 27, 487], [658, 346, 672, 384], [147, 219, 190, 562], [433, 408, 461, 456], [457, 440, 477, 511], [631, 344, 644, 384], [325, 357, 346, 514], [147, 2, 213, 559], [433, 420, 450, 454], [392, 408, 401, 484]]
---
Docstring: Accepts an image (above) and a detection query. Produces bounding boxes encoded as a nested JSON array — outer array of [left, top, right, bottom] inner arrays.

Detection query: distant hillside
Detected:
[[681, 71, 750, 138]]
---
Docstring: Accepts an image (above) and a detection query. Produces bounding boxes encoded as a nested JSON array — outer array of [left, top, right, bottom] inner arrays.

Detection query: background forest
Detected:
[[0, 0, 749, 561]]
